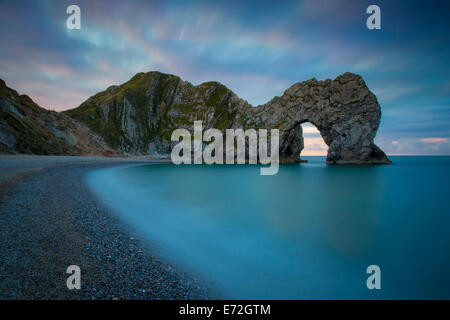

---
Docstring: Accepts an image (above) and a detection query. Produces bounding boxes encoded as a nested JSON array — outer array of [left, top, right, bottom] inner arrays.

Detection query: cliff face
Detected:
[[65, 71, 390, 164], [0, 79, 118, 156], [250, 72, 390, 164], [0, 72, 390, 163]]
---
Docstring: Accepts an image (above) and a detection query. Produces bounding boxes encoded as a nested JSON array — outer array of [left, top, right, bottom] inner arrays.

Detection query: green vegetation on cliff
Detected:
[[64, 71, 238, 154], [1, 71, 390, 164], [0, 78, 116, 156], [65, 72, 183, 152], [0, 80, 76, 155]]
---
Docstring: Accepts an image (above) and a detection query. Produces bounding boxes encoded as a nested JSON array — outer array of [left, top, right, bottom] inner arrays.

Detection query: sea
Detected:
[[86, 156, 450, 299]]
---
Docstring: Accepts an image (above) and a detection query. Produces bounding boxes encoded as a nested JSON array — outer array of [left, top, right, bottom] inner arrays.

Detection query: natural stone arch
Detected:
[[246, 73, 391, 164], [66, 71, 390, 164]]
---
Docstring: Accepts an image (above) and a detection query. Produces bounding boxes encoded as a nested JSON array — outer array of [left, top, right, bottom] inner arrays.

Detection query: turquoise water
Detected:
[[87, 156, 450, 299]]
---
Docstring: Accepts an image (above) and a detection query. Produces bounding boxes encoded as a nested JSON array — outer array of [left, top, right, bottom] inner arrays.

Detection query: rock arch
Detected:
[[66, 71, 391, 164], [246, 73, 391, 164]]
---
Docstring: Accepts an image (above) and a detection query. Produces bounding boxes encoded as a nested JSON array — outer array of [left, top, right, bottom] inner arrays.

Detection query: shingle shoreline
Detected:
[[0, 156, 218, 299]]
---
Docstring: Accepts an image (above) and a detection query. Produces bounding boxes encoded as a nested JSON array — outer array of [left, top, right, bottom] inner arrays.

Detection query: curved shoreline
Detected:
[[0, 155, 218, 299]]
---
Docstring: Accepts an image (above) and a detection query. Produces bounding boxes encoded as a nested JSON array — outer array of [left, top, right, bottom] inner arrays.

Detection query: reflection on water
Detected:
[[87, 156, 450, 299]]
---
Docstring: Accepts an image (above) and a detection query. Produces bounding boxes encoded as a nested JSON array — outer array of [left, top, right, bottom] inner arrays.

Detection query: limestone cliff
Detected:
[[65, 71, 390, 164], [0, 79, 119, 156]]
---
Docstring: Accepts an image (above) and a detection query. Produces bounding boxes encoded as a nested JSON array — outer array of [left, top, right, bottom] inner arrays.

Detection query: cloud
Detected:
[[302, 137, 328, 156], [376, 137, 450, 155], [373, 85, 424, 103], [302, 126, 320, 134], [420, 138, 448, 143], [0, 0, 449, 148]]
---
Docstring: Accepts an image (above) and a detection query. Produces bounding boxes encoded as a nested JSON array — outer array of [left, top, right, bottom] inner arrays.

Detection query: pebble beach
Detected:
[[0, 155, 217, 299]]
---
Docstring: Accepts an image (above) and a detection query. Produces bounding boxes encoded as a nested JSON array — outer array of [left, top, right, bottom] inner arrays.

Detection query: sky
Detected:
[[0, 0, 449, 155]]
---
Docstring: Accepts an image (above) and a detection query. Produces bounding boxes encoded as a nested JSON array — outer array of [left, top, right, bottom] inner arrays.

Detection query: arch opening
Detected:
[[300, 122, 328, 157]]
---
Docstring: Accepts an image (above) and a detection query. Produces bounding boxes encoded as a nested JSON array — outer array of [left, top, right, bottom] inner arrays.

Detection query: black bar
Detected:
[[0, 300, 449, 318]]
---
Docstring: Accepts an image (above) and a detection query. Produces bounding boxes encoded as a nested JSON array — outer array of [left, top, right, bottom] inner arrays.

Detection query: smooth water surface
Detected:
[[87, 156, 450, 299]]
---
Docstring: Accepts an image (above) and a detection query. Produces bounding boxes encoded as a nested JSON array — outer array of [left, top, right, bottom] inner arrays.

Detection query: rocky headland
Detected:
[[1, 72, 390, 164]]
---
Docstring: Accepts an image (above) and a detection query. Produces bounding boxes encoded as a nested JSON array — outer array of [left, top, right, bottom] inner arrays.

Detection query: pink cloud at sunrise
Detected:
[[420, 138, 448, 143], [301, 137, 328, 156]]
